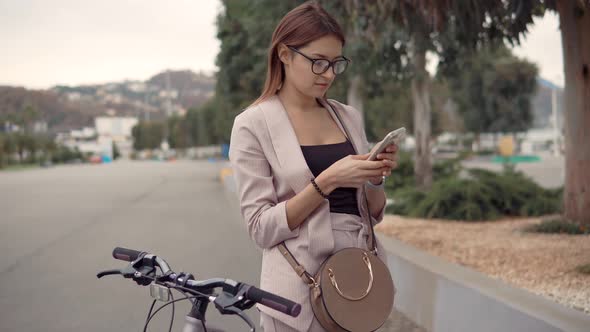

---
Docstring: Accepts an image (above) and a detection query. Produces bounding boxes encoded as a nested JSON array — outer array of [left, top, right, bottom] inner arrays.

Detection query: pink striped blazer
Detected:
[[229, 95, 388, 331]]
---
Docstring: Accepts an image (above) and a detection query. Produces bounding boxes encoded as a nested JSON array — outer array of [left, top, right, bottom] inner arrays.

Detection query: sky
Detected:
[[0, 1, 564, 89]]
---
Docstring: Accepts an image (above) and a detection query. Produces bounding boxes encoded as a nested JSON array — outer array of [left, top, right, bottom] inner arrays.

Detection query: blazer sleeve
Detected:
[[348, 105, 386, 225], [228, 114, 300, 249]]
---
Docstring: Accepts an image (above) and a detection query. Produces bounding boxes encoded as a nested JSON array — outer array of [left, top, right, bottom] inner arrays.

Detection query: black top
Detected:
[[300, 140, 360, 216]]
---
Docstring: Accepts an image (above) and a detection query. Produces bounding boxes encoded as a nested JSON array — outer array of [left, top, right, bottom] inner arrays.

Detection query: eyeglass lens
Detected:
[[312, 59, 348, 75]]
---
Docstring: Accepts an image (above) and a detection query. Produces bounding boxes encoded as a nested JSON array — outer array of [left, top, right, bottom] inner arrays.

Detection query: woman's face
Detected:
[[280, 34, 344, 99]]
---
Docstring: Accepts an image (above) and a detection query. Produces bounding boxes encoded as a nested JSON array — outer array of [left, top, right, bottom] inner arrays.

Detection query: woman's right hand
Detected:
[[320, 153, 389, 190]]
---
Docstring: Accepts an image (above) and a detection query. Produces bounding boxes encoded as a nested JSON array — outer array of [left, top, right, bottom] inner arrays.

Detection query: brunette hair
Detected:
[[251, 1, 345, 106]]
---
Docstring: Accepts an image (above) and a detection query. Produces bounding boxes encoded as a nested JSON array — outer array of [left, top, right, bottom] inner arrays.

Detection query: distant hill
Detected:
[[0, 86, 99, 133], [148, 70, 216, 112], [1, 71, 560, 134], [0, 69, 215, 133]]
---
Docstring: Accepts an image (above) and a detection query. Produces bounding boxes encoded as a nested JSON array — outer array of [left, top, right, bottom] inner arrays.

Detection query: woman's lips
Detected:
[[315, 83, 329, 88]]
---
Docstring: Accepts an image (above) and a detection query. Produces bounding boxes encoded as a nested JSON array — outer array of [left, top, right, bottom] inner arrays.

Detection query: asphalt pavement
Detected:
[[0, 159, 427, 332], [0, 160, 262, 332]]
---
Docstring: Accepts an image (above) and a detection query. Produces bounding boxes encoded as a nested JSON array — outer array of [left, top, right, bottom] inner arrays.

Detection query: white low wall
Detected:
[[378, 234, 590, 332]]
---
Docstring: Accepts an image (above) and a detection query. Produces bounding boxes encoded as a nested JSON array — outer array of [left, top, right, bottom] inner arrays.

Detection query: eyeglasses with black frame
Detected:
[[288, 46, 350, 75]]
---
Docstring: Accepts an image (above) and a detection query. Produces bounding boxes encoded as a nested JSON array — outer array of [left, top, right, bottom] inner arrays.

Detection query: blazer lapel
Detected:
[[259, 95, 314, 194], [259, 95, 339, 261]]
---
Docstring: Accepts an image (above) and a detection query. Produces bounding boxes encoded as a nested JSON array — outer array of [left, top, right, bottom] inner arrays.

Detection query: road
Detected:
[[461, 155, 565, 189], [0, 160, 424, 332], [0, 160, 261, 332]]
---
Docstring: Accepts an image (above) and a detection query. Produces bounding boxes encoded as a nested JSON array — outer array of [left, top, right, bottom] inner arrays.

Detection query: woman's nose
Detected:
[[321, 69, 335, 81]]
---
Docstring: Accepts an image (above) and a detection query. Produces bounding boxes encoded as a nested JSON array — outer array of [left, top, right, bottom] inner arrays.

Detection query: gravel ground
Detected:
[[375, 215, 590, 315]]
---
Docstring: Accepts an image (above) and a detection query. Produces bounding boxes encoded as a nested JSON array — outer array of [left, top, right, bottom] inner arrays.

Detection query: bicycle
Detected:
[[97, 247, 301, 332]]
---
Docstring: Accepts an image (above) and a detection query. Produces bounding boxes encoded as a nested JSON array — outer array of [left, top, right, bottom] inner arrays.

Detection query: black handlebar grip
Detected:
[[112, 247, 144, 262], [245, 285, 301, 317]]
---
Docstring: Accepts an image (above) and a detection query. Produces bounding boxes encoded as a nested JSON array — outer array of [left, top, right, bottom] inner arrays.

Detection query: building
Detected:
[[55, 116, 139, 159], [95, 116, 138, 158]]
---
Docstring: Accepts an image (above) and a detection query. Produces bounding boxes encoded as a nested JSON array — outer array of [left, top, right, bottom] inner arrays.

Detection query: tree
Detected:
[[24, 134, 39, 163], [0, 134, 5, 168], [132, 124, 143, 150], [447, 44, 539, 137], [343, 1, 550, 189], [112, 142, 121, 160], [186, 101, 219, 147], [167, 115, 190, 150], [14, 133, 29, 162], [322, 1, 412, 136], [555, 0, 590, 225], [39, 135, 57, 163], [214, 0, 305, 143], [2, 133, 16, 164], [132, 121, 165, 150], [402, 0, 590, 225], [7, 105, 40, 134], [214, 0, 414, 144]]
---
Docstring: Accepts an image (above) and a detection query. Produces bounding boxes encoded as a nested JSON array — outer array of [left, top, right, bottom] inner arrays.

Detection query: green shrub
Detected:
[[50, 146, 83, 164], [476, 149, 496, 156], [519, 195, 561, 216], [525, 217, 589, 235], [576, 264, 590, 275], [385, 150, 463, 194], [409, 178, 500, 221], [467, 168, 562, 217], [384, 149, 562, 221], [388, 167, 562, 221], [385, 186, 427, 215], [433, 155, 464, 179], [385, 151, 415, 192]]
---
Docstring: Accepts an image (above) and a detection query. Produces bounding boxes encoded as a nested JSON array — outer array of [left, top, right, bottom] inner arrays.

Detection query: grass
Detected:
[[0, 164, 41, 172], [525, 216, 589, 235]]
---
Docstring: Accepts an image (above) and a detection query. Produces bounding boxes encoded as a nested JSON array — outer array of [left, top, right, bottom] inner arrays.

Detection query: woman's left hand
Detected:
[[368, 143, 398, 185]]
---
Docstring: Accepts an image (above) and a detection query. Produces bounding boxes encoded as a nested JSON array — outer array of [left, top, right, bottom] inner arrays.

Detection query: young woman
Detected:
[[229, 2, 398, 331]]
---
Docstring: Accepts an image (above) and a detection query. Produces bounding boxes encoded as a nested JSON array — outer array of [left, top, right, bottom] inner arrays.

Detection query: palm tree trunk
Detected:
[[411, 40, 433, 189], [347, 74, 364, 123], [557, 0, 590, 225]]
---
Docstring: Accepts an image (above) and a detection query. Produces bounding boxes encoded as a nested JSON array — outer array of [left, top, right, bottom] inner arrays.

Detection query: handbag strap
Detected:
[[277, 243, 318, 287], [326, 99, 377, 253], [277, 98, 380, 287]]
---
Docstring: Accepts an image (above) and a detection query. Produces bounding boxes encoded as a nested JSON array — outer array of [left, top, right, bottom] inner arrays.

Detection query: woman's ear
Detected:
[[277, 43, 291, 65]]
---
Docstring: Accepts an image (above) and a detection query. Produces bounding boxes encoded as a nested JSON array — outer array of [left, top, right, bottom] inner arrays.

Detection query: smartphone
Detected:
[[367, 127, 406, 161]]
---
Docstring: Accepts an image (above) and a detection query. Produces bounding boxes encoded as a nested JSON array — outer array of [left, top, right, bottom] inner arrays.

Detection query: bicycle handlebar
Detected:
[[113, 246, 144, 262], [108, 247, 301, 318], [243, 284, 301, 317]]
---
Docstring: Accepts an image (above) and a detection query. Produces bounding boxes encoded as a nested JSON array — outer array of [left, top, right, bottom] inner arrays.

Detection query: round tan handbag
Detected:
[[277, 100, 395, 331], [313, 244, 394, 331], [278, 190, 395, 331]]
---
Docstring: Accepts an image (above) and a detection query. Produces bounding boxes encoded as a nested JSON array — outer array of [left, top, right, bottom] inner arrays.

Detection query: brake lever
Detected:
[[96, 255, 156, 286], [213, 290, 256, 331], [97, 269, 121, 278]]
